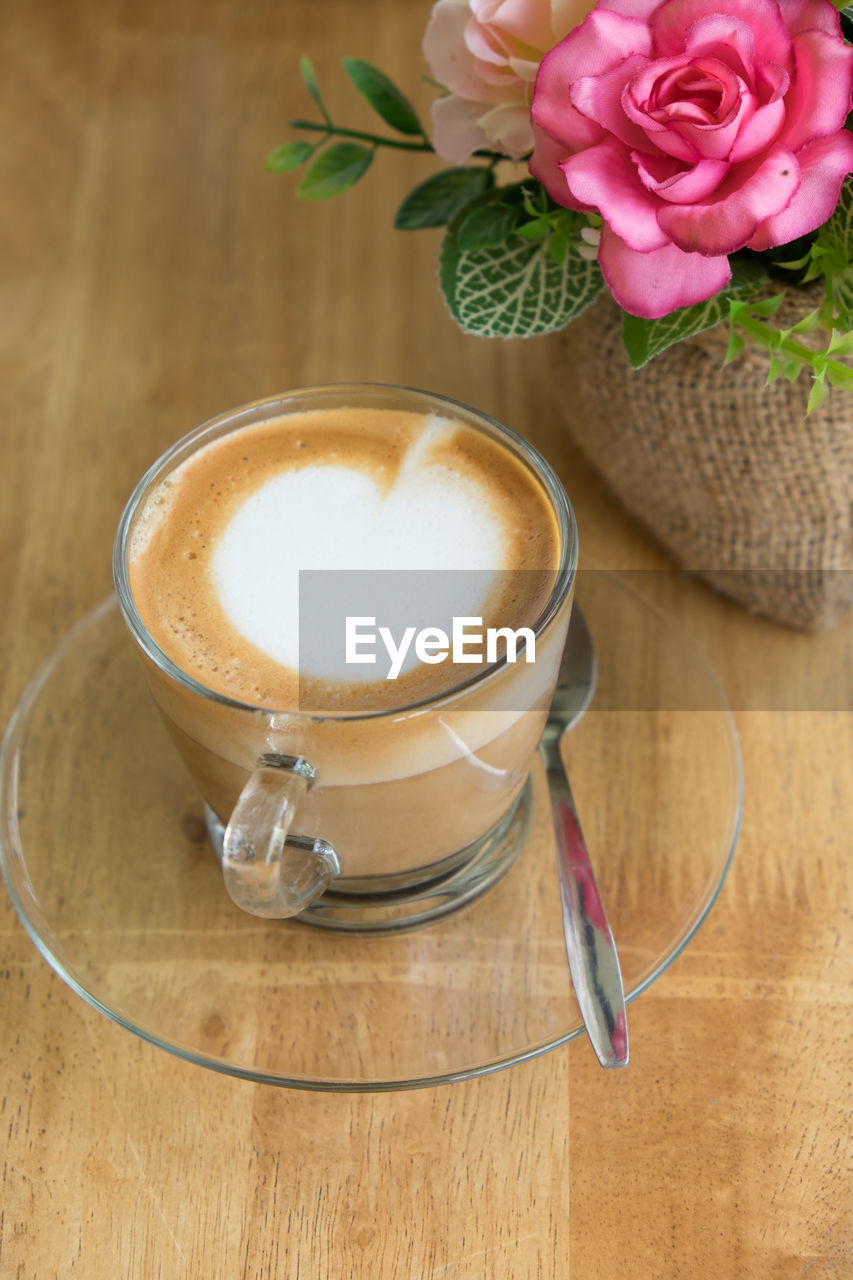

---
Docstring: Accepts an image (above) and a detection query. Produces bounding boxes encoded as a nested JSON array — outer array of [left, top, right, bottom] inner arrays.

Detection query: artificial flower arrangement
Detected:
[[268, 0, 853, 411]]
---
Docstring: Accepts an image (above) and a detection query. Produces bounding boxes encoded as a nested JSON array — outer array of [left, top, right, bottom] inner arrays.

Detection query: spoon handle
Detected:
[[548, 766, 629, 1069]]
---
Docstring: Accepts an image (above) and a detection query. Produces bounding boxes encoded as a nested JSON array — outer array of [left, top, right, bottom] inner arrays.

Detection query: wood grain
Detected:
[[1, 2, 850, 1277]]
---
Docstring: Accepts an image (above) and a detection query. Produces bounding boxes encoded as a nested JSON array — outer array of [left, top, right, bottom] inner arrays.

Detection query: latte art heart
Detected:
[[212, 420, 506, 679]]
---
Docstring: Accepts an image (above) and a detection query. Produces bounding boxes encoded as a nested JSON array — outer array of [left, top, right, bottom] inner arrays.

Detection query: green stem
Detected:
[[289, 118, 433, 152], [289, 118, 507, 162], [733, 310, 853, 388]]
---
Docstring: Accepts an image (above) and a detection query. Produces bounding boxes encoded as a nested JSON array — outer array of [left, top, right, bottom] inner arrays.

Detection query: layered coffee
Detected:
[[119, 392, 574, 883]]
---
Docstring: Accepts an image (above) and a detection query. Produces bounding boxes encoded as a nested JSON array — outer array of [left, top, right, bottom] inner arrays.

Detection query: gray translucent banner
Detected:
[[574, 569, 852, 712], [297, 568, 852, 712]]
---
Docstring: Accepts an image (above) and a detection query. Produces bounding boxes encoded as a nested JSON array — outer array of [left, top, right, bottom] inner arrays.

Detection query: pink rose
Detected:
[[424, 0, 598, 162], [530, 0, 853, 318]]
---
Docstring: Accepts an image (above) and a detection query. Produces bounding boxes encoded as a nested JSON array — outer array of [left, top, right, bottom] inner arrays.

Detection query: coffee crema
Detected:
[[128, 406, 561, 713]]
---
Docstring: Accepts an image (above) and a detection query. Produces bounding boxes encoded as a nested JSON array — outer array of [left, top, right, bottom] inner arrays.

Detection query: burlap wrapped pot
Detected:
[[552, 290, 853, 631]]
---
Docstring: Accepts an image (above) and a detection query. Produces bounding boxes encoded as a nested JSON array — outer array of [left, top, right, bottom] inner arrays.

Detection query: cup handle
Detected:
[[221, 753, 341, 918]]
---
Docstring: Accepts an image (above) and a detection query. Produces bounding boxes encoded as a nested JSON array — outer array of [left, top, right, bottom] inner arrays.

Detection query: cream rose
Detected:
[[424, 0, 598, 162]]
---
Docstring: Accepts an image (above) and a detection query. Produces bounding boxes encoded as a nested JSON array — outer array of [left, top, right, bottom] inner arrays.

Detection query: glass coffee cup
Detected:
[[113, 385, 577, 931]]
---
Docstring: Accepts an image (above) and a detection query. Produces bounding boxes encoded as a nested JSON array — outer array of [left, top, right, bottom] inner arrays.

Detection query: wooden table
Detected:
[[1, 2, 850, 1275]]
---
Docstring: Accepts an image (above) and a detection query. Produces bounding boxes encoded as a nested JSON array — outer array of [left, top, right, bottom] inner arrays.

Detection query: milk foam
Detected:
[[211, 415, 505, 680]]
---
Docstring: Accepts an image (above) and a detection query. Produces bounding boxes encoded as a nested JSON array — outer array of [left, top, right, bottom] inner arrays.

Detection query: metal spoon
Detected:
[[539, 607, 629, 1069]]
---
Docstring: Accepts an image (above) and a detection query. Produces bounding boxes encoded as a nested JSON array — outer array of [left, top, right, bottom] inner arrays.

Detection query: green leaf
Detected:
[[548, 234, 570, 265], [300, 56, 330, 124], [265, 140, 315, 173], [766, 352, 784, 385], [724, 328, 745, 365], [750, 291, 786, 318], [296, 142, 373, 200], [622, 261, 768, 369], [826, 328, 853, 356], [807, 372, 828, 414], [439, 187, 603, 338], [548, 210, 578, 264], [521, 186, 548, 219], [457, 202, 520, 251], [342, 58, 423, 137], [773, 250, 812, 271], [515, 220, 551, 241], [790, 307, 822, 334], [395, 167, 493, 230]]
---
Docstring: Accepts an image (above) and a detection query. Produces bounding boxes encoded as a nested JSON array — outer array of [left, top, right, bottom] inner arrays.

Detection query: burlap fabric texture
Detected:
[[552, 290, 853, 630]]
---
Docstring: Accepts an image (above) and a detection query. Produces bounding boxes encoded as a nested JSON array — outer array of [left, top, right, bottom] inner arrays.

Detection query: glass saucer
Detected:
[[0, 572, 742, 1091]]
